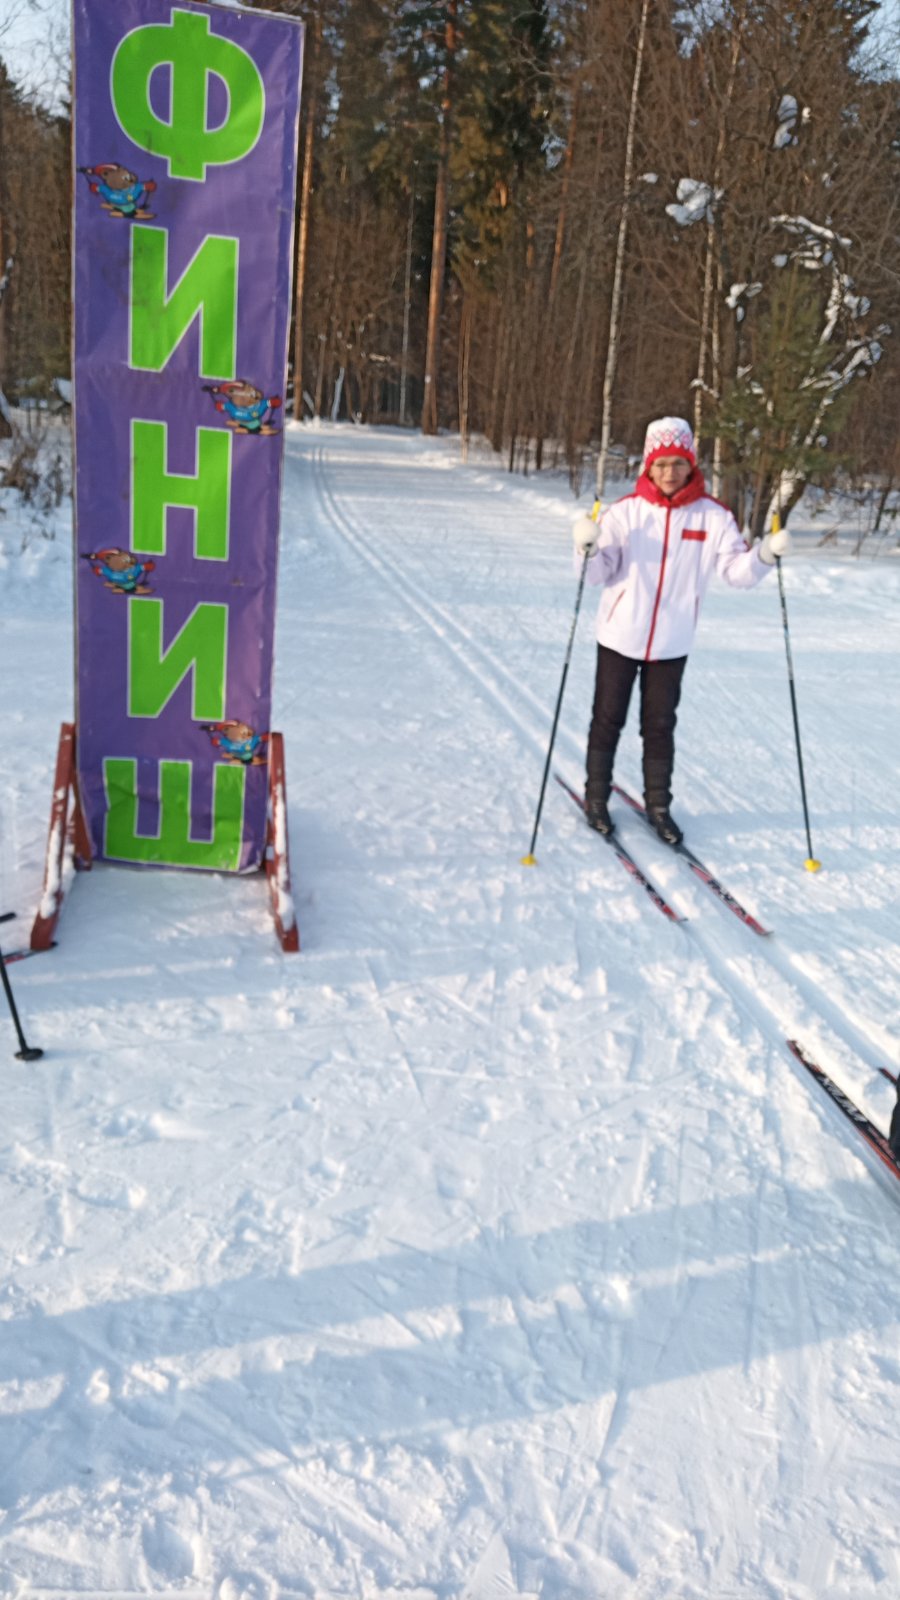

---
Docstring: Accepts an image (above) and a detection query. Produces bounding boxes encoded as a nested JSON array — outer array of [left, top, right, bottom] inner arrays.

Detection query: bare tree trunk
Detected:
[[520, 215, 539, 466], [314, 310, 333, 417], [458, 296, 472, 461], [694, 224, 715, 443], [548, 82, 580, 316], [0, 243, 11, 438], [873, 475, 894, 533], [0, 81, 13, 411], [489, 311, 509, 451], [710, 266, 723, 496], [422, 0, 457, 436], [399, 169, 416, 425], [694, 4, 748, 459], [556, 121, 605, 469], [535, 80, 581, 472], [595, 0, 650, 497], [502, 299, 519, 470]]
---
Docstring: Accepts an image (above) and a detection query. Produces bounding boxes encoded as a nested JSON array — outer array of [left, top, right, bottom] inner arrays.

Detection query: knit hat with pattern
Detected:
[[642, 416, 696, 470]]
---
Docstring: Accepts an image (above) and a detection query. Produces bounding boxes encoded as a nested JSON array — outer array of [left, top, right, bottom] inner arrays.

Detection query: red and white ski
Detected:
[[556, 774, 686, 925], [787, 1039, 900, 1184], [611, 783, 771, 937]]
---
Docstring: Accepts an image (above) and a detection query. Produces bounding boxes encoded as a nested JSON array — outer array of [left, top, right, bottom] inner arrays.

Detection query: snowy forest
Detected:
[[1, 0, 899, 529]]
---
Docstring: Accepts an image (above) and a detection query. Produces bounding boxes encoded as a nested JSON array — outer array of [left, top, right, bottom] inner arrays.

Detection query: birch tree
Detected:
[[419, 0, 458, 435], [594, 0, 650, 496]]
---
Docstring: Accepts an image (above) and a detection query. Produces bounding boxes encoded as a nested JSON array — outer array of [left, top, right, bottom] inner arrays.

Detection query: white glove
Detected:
[[573, 512, 599, 556], [758, 526, 792, 564]]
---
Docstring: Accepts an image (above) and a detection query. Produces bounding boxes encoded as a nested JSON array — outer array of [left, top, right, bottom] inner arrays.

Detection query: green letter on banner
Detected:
[[129, 599, 227, 720], [104, 758, 246, 870], [131, 229, 238, 378], [132, 421, 230, 560], [111, 11, 265, 182]]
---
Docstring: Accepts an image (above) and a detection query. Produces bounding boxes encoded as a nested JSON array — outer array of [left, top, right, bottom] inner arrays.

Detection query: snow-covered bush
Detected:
[[0, 413, 71, 547]]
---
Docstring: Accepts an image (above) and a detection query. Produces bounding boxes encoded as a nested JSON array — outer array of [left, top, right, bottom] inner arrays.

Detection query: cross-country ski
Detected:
[[787, 1040, 900, 1185], [555, 772, 686, 923], [610, 781, 772, 935]]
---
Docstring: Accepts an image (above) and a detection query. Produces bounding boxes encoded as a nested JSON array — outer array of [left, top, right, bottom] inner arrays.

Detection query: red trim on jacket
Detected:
[[645, 503, 672, 660]]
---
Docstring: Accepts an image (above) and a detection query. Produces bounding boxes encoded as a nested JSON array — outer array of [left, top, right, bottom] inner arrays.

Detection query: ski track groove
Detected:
[[310, 440, 898, 1174], [310, 443, 572, 773]]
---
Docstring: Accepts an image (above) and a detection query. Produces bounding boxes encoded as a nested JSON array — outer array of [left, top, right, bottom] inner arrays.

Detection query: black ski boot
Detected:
[[586, 796, 615, 835], [647, 806, 683, 846], [585, 750, 615, 836], [644, 757, 683, 847]]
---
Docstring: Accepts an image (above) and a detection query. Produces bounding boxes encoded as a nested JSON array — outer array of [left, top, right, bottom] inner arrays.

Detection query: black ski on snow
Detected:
[[555, 774, 686, 925], [882, 1069, 900, 1163], [787, 1039, 900, 1184], [611, 783, 771, 937], [1, 946, 52, 967]]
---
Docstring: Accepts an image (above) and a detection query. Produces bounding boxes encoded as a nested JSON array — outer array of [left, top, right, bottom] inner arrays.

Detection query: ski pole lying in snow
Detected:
[[522, 502, 598, 866], [772, 514, 821, 873], [0, 914, 44, 1062]]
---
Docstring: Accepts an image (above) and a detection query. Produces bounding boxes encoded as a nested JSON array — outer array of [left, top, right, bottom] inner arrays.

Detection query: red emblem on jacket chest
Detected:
[[682, 527, 706, 542]]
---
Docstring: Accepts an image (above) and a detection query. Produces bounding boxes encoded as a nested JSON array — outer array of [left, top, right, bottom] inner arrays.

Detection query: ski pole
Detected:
[[771, 514, 821, 872], [521, 503, 598, 867], [0, 914, 44, 1062]]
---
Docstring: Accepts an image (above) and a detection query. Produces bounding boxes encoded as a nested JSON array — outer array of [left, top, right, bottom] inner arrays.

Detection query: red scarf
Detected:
[[635, 468, 707, 508]]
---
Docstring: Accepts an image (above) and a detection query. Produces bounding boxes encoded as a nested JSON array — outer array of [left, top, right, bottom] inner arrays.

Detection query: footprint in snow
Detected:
[[141, 1513, 199, 1580]]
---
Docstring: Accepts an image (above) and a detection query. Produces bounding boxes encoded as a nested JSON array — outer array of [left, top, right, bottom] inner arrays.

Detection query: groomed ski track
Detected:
[[2, 422, 900, 1599], [308, 430, 898, 1148]]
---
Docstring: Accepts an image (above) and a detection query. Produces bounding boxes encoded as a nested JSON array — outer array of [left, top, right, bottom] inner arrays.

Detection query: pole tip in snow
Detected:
[[520, 854, 537, 867], [805, 857, 822, 873]]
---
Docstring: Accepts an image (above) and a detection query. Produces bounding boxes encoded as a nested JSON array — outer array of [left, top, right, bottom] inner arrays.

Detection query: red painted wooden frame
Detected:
[[29, 724, 300, 954], [265, 731, 300, 952], [30, 722, 92, 951]]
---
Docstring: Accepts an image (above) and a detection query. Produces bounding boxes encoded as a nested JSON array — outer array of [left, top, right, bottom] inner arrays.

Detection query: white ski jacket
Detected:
[[581, 472, 770, 661]]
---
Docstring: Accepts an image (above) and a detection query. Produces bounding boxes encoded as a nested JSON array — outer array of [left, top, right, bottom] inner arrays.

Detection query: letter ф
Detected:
[[111, 10, 266, 182]]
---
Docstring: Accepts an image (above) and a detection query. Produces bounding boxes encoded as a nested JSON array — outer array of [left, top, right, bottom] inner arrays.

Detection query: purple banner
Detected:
[[72, 0, 303, 872]]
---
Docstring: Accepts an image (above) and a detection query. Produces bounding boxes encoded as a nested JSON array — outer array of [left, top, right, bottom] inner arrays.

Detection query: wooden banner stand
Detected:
[[30, 722, 92, 952], [30, 723, 300, 954], [265, 732, 300, 952]]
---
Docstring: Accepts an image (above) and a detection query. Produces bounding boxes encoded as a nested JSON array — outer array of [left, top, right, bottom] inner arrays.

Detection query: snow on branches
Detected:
[[663, 140, 888, 529], [773, 94, 811, 149], [760, 214, 886, 524], [768, 213, 884, 377], [770, 213, 851, 270], [665, 178, 722, 227], [725, 282, 762, 323]]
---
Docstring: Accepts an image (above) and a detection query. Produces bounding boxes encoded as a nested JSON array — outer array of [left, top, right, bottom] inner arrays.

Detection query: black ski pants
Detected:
[[588, 645, 687, 773]]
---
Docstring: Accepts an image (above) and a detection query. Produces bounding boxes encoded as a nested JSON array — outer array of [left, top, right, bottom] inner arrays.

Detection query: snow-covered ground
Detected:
[[1, 422, 899, 1600]]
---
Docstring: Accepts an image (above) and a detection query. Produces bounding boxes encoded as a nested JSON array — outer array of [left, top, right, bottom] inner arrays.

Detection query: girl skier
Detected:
[[573, 416, 790, 844]]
